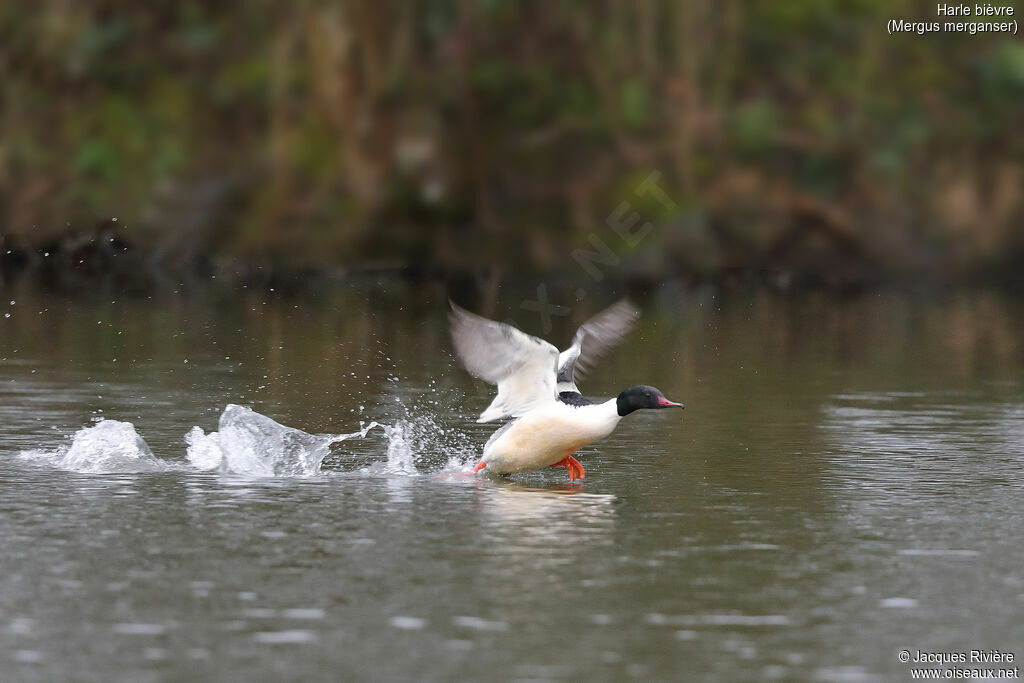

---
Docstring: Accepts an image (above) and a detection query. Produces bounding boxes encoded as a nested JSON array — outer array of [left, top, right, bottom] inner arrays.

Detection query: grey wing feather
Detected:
[[449, 301, 559, 422], [556, 299, 640, 392]]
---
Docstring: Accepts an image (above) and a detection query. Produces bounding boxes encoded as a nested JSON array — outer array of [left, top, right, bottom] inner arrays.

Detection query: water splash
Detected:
[[186, 404, 378, 477], [18, 400, 478, 479], [371, 379, 481, 475], [361, 412, 477, 476], [20, 420, 165, 473], [380, 422, 417, 475]]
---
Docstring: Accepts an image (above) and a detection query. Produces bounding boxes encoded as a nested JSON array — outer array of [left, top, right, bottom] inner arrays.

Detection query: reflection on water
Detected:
[[2, 285, 1024, 680], [478, 484, 617, 578]]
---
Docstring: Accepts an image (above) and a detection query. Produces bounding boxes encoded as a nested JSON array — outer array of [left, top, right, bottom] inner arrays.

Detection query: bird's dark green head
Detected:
[[616, 385, 685, 417]]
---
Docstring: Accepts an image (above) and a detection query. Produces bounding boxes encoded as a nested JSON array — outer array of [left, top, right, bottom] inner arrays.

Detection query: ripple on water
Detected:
[[388, 616, 427, 630], [821, 394, 1024, 504], [251, 630, 319, 644], [878, 597, 919, 609], [898, 549, 980, 557], [9, 618, 35, 635], [812, 666, 879, 682], [646, 614, 793, 627], [259, 531, 288, 539], [241, 608, 276, 619], [281, 608, 326, 619], [13, 650, 44, 664], [452, 616, 509, 632], [112, 623, 168, 635]]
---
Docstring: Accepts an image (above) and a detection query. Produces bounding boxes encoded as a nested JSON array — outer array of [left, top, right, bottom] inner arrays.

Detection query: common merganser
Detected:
[[449, 299, 684, 480]]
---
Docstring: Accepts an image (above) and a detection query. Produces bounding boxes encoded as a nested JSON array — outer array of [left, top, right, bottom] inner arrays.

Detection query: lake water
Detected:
[[2, 282, 1023, 681]]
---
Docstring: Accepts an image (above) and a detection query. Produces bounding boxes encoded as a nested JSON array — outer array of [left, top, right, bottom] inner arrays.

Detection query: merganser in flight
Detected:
[[449, 299, 683, 480]]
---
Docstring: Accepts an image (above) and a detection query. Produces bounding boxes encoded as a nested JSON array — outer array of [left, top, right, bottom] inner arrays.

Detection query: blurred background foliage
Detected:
[[1, 0, 1022, 288]]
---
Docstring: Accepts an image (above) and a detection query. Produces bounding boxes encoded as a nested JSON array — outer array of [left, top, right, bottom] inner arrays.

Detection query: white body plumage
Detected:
[[481, 399, 621, 474]]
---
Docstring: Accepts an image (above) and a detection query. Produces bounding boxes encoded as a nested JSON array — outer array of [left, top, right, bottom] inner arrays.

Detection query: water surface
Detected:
[[2, 285, 1023, 681]]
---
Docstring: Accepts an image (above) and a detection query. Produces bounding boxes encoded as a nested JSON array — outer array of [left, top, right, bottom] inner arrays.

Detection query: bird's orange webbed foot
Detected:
[[451, 461, 487, 477], [550, 456, 585, 481]]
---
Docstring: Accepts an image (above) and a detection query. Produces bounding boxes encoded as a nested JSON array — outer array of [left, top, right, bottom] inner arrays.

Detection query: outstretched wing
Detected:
[[557, 299, 640, 393], [449, 301, 559, 422]]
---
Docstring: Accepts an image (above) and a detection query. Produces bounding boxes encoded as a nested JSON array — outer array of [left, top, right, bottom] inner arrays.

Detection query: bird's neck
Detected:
[[594, 398, 623, 423], [568, 399, 623, 442]]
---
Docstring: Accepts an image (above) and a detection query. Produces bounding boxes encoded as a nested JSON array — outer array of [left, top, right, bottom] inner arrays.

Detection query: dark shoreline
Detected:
[[2, 228, 1022, 302]]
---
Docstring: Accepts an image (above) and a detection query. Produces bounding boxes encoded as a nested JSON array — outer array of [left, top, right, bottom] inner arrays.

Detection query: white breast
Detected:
[[482, 400, 621, 474]]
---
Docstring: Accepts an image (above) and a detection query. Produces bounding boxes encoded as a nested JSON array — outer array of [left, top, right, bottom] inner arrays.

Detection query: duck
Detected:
[[449, 299, 684, 480]]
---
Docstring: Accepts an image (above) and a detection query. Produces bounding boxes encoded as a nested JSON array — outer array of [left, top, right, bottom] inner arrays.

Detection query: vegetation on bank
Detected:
[[2, 1, 1022, 289]]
